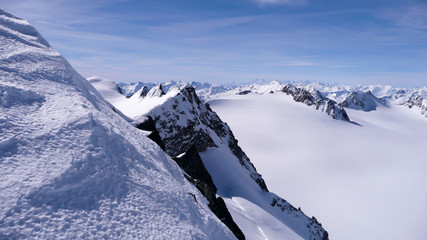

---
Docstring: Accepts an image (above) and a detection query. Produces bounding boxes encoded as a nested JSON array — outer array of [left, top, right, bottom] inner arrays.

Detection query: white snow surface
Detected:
[[0, 9, 235, 240], [209, 93, 427, 240], [87, 76, 127, 107]]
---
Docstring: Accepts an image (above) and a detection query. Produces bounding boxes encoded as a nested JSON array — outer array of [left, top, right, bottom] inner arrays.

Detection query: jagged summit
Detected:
[[145, 84, 165, 98], [280, 84, 350, 121]]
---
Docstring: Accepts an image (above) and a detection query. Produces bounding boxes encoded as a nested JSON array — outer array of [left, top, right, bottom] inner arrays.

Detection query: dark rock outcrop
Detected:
[[144, 86, 268, 191], [272, 197, 329, 240], [402, 95, 427, 117], [135, 116, 165, 150], [237, 90, 252, 95], [173, 146, 245, 240], [138, 86, 149, 98]]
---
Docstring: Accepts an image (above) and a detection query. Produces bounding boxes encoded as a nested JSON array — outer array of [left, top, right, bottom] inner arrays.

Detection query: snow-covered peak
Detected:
[[145, 84, 165, 98], [118, 81, 149, 97], [87, 76, 127, 106], [341, 91, 386, 111], [0, 9, 235, 239], [247, 80, 283, 94]]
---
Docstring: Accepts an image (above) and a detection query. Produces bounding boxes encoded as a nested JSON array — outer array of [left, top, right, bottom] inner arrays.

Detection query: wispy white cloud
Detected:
[[252, 0, 307, 6], [146, 15, 264, 35], [265, 60, 355, 68], [376, 4, 427, 29]]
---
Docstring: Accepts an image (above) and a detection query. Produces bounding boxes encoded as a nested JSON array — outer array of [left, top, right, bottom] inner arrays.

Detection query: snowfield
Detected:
[[209, 93, 427, 240], [0, 9, 235, 239]]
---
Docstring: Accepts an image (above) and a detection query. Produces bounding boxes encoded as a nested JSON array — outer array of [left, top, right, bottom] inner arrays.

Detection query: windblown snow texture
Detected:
[[0, 9, 235, 240]]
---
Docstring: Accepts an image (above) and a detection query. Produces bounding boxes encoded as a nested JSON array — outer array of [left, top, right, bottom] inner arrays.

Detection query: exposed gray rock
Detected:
[[237, 90, 252, 95], [341, 91, 386, 111], [271, 197, 328, 240], [139, 86, 267, 191], [403, 95, 427, 117], [173, 146, 245, 240], [138, 86, 149, 98], [280, 84, 350, 121], [145, 84, 165, 98]]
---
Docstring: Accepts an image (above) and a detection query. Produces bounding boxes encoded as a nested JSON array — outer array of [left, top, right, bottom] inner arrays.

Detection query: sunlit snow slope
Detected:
[[210, 93, 427, 240], [0, 9, 235, 239]]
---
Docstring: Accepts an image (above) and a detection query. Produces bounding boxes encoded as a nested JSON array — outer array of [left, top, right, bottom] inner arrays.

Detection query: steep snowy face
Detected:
[[0, 9, 235, 240], [341, 91, 386, 111]]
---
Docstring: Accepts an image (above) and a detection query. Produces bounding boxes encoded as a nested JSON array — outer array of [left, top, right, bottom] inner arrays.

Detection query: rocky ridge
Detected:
[[280, 84, 350, 121], [130, 84, 329, 240]]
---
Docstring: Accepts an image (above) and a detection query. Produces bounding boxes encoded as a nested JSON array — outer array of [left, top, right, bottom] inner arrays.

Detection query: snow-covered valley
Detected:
[[209, 93, 427, 240]]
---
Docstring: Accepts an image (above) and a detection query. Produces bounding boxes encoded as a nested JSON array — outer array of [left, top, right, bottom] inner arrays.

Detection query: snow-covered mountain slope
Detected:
[[209, 93, 427, 240], [341, 91, 387, 111], [92, 78, 329, 240], [0, 9, 235, 239]]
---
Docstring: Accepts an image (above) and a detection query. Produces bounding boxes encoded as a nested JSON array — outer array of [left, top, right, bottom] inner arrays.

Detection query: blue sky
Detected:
[[2, 0, 427, 87]]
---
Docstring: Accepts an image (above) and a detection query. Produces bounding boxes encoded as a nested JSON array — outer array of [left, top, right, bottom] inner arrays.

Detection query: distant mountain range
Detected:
[[118, 80, 427, 121]]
